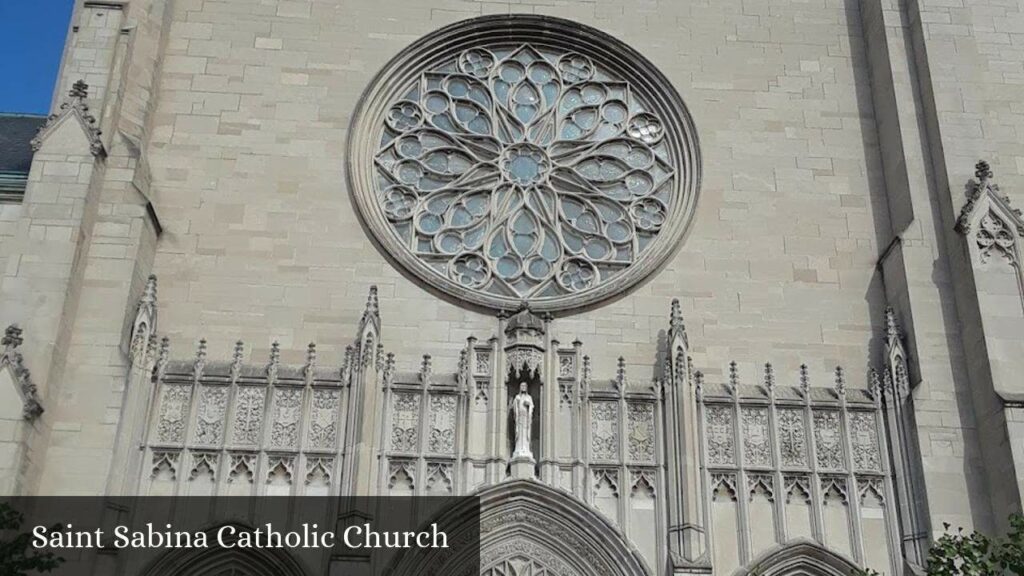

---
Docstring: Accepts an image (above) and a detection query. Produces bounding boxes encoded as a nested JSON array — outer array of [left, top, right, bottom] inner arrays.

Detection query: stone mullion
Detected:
[[377, 381, 395, 495], [296, 381, 314, 496], [733, 392, 752, 565], [572, 341, 584, 499], [767, 390, 787, 545], [696, 391, 714, 568], [181, 372, 203, 496], [617, 389, 628, 535], [542, 336, 558, 485], [839, 394, 865, 565], [416, 388, 429, 497], [582, 391, 593, 505], [653, 386, 669, 568], [490, 334, 505, 484], [874, 395, 903, 576], [805, 394, 825, 544]]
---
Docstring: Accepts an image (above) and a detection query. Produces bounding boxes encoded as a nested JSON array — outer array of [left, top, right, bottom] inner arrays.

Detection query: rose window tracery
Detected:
[[350, 16, 700, 312]]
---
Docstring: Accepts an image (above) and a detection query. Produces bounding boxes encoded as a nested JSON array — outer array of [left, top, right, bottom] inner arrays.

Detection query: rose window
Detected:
[[349, 16, 700, 312]]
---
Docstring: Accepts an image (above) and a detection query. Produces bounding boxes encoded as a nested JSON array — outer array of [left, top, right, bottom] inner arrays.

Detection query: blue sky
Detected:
[[0, 1, 76, 114]]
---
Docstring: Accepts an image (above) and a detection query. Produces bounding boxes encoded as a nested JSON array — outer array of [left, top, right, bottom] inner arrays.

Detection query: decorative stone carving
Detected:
[[426, 462, 453, 493], [189, 451, 218, 482], [742, 407, 771, 467], [784, 475, 811, 504], [388, 459, 416, 490], [507, 348, 542, 374], [31, 80, 105, 156], [705, 405, 735, 466], [778, 408, 808, 468], [1, 325, 44, 419], [231, 387, 266, 446], [266, 456, 294, 485], [270, 388, 302, 449], [228, 453, 256, 484], [631, 468, 657, 497], [475, 351, 492, 375], [305, 457, 333, 486], [307, 389, 340, 450], [511, 383, 535, 460], [429, 394, 457, 454], [858, 475, 885, 505], [590, 401, 619, 461], [711, 473, 737, 502], [559, 381, 573, 407], [850, 411, 881, 471], [821, 476, 848, 504], [151, 450, 179, 481], [627, 402, 655, 464], [559, 355, 575, 378], [592, 468, 619, 496], [156, 385, 192, 444], [813, 410, 844, 470], [349, 18, 701, 313], [474, 379, 489, 406], [747, 473, 774, 502], [194, 387, 227, 446], [391, 392, 420, 452], [975, 212, 1018, 264]]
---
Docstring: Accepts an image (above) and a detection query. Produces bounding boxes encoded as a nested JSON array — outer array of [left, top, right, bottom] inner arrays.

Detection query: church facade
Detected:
[[2, 1, 1024, 575]]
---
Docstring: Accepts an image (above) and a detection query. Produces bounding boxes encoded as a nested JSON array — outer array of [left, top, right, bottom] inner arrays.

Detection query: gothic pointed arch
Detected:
[[387, 479, 652, 576], [734, 539, 860, 576], [138, 524, 309, 576]]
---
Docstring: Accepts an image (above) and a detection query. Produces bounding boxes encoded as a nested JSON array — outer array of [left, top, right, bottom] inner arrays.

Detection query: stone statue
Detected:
[[511, 382, 534, 460]]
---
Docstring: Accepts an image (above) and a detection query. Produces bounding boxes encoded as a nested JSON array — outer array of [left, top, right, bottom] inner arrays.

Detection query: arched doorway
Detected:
[[388, 479, 652, 576], [734, 540, 861, 576]]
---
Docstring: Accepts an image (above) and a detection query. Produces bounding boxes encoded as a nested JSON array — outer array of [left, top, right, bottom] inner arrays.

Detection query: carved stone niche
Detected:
[[503, 304, 546, 468]]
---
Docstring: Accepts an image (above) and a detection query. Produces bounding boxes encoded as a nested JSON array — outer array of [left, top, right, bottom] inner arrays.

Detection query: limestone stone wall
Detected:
[[147, 0, 890, 392]]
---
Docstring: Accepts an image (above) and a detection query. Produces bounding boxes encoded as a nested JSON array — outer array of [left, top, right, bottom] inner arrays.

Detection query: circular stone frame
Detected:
[[347, 14, 701, 314]]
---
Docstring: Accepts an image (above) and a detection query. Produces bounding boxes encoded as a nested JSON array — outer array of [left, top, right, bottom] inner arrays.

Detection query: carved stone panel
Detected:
[[391, 392, 420, 453], [777, 408, 807, 468], [231, 386, 266, 447], [559, 354, 575, 378], [428, 394, 457, 454], [270, 388, 303, 450], [627, 402, 655, 464], [591, 401, 619, 461], [194, 386, 227, 446], [849, 411, 881, 472], [813, 410, 844, 470], [156, 385, 192, 444], [741, 407, 771, 467], [705, 405, 735, 466], [307, 389, 340, 450]]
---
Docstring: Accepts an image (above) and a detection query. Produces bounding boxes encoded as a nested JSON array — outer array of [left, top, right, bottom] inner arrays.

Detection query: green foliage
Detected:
[[0, 502, 63, 575], [920, 513, 1024, 575]]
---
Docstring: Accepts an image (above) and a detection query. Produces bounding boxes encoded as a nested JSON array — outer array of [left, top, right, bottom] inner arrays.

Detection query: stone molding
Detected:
[[30, 80, 106, 158]]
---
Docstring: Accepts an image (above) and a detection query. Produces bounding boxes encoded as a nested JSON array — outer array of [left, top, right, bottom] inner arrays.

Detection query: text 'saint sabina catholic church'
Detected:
[[2, 0, 1024, 575]]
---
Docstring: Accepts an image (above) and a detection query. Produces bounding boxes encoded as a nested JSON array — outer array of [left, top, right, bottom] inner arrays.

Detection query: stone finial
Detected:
[[267, 341, 280, 382], [885, 306, 901, 342], [359, 285, 381, 336], [581, 355, 592, 395], [342, 345, 354, 386], [728, 361, 739, 394], [614, 356, 627, 391], [383, 352, 396, 386], [69, 80, 89, 100], [457, 348, 469, 390], [669, 298, 687, 347], [834, 366, 846, 397], [141, 274, 157, 306], [868, 367, 882, 404], [231, 340, 244, 382], [304, 343, 317, 381], [155, 337, 170, 383], [975, 160, 993, 183], [193, 339, 207, 382], [2, 325, 23, 350], [419, 354, 432, 385], [764, 362, 775, 393], [799, 364, 810, 395], [693, 370, 705, 399]]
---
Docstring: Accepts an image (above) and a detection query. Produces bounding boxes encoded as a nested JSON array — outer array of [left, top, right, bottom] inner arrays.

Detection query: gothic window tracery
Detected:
[[349, 16, 700, 312]]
